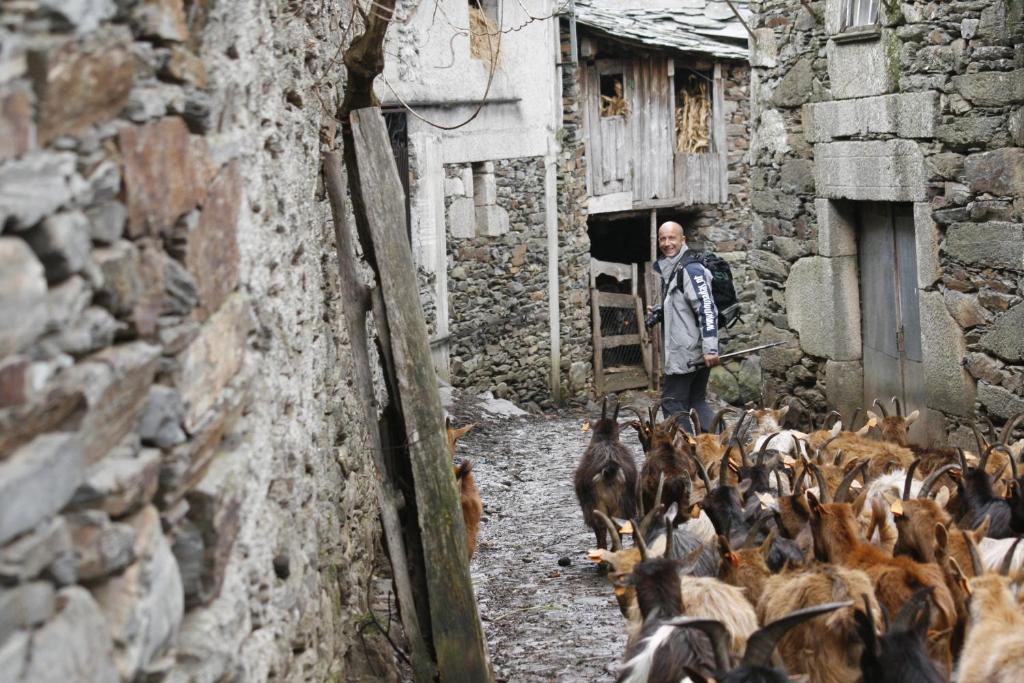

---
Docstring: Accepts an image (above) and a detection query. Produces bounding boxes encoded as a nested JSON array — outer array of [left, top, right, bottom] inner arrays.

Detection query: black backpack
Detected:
[[678, 250, 741, 329]]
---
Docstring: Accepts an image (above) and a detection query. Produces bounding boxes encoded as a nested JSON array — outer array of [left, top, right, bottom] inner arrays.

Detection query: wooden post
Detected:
[[649, 209, 661, 390], [322, 152, 436, 681], [350, 107, 491, 682]]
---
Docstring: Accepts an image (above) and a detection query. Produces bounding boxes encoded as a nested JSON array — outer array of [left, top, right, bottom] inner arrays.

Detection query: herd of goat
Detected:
[[572, 397, 1024, 682]]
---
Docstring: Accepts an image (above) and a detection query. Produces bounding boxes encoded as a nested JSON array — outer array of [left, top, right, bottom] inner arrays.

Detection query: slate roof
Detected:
[[565, 0, 752, 60]]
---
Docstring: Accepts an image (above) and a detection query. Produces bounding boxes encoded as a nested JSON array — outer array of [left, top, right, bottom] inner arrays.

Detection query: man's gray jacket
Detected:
[[654, 248, 719, 375]]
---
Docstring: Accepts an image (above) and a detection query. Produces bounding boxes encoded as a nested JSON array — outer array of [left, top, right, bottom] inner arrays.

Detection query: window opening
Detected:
[[675, 69, 713, 154], [599, 74, 629, 118], [840, 0, 879, 31]]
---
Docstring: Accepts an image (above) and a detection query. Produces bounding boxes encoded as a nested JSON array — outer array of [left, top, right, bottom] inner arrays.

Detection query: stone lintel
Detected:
[[803, 91, 938, 143], [814, 140, 926, 202]]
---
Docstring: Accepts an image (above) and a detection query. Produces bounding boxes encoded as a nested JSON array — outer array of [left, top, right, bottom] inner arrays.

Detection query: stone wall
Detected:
[[445, 157, 555, 408], [748, 0, 1024, 437], [557, 22, 596, 402], [0, 1, 390, 680]]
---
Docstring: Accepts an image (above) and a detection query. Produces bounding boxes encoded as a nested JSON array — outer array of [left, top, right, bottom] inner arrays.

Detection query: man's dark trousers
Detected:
[[662, 367, 713, 433]]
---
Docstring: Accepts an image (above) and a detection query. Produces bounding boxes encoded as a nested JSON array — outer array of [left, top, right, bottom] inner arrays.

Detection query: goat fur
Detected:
[[957, 574, 1024, 683]]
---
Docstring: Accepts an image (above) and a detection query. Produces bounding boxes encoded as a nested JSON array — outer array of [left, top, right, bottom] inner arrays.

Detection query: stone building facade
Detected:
[[0, 1, 392, 680], [748, 0, 1023, 440]]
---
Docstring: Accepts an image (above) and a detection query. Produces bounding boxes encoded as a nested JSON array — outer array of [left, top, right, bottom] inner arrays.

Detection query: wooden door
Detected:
[[584, 59, 633, 196], [590, 259, 652, 394], [859, 202, 924, 426]]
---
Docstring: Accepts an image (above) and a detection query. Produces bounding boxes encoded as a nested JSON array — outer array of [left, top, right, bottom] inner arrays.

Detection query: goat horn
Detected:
[[979, 442, 997, 472], [983, 416, 998, 446], [890, 587, 933, 634], [689, 408, 702, 435], [732, 410, 753, 446], [664, 513, 674, 558], [872, 398, 888, 418], [772, 394, 787, 410], [973, 423, 991, 464], [661, 617, 732, 675], [709, 407, 734, 435], [1000, 537, 1023, 576], [835, 460, 868, 504], [794, 457, 809, 494], [990, 444, 1018, 481], [919, 464, 961, 500], [742, 602, 852, 668], [903, 459, 922, 501], [632, 519, 649, 561], [720, 441, 736, 488], [1000, 412, 1024, 446], [891, 396, 902, 418], [816, 433, 841, 464], [601, 397, 608, 421], [809, 463, 831, 504], [612, 397, 621, 423], [833, 449, 846, 467], [621, 406, 646, 421], [737, 435, 751, 469], [638, 474, 666, 538], [757, 432, 780, 467], [820, 410, 842, 432], [955, 447, 968, 471], [964, 530, 985, 577], [689, 452, 713, 495], [847, 408, 862, 432], [592, 510, 622, 551], [773, 465, 786, 497]]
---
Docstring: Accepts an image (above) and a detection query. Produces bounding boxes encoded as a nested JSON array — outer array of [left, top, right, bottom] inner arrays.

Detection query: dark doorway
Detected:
[[383, 110, 411, 242]]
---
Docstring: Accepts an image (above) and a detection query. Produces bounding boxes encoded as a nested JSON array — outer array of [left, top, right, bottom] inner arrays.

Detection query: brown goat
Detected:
[[454, 461, 482, 558], [958, 573, 1024, 683], [758, 564, 882, 683], [806, 493, 957, 675], [716, 531, 774, 608], [640, 416, 694, 515]]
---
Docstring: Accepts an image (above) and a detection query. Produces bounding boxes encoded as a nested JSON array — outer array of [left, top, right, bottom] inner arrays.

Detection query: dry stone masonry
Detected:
[[0, 0, 391, 680], [749, 0, 1024, 438]]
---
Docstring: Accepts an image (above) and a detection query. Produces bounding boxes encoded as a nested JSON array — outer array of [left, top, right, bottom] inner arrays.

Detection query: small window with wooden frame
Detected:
[[839, 0, 879, 32], [674, 68, 715, 154], [599, 73, 629, 118]]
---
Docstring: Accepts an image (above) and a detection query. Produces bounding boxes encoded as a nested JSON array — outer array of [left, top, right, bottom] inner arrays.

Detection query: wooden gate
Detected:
[[590, 259, 653, 394], [858, 202, 924, 435]]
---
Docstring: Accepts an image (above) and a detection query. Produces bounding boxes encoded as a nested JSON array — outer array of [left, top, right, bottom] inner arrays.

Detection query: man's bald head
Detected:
[[657, 221, 685, 258]]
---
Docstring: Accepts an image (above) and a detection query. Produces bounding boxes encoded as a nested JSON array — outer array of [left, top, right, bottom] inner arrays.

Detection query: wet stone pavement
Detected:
[[449, 393, 651, 682]]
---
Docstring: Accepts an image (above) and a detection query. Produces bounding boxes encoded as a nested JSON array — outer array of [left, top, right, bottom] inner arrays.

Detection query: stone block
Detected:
[[447, 197, 475, 239], [827, 31, 899, 100], [444, 176, 465, 198], [945, 222, 1024, 270], [119, 117, 209, 237], [70, 448, 161, 518], [138, 386, 187, 449], [38, 0, 116, 33], [20, 587, 119, 683], [824, 360, 864, 423], [771, 58, 813, 108], [953, 70, 1024, 107], [23, 211, 92, 284], [130, 0, 189, 42], [85, 201, 127, 245], [979, 303, 1024, 363], [0, 581, 55, 646], [0, 434, 82, 545], [67, 510, 136, 580], [0, 238, 48, 357], [780, 158, 815, 193], [750, 28, 777, 68], [179, 162, 241, 318], [475, 204, 509, 237], [747, 249, 790, 280], [0, 152, 76, 230], [0, 86, 34, 162], [172, 448, 245, 607], [473, 171, 497, 206], [160, 46, 207, 87], [176, 293, 250, 431], [913, 203, 940, 289], [45, 276, 90, 332], [93, 240, 141, 318], [965, 148, 1024, 197], [68, 342, 161, 464], [0, 517, 74, 584], [979, 382, 1024, 420], [814, 140, 926, 202], [936, 116, 1010, 152], [816, 198, 857, 257], [93, 505, 183, 679], [803, 92, 938, 143], [27, 28, 133, 146], [56, 307, 124, 357], [943, 290, 989, 329], [920, 290, 976, 416], [0, 368, 85, 457], [784, 255, 861, 361]]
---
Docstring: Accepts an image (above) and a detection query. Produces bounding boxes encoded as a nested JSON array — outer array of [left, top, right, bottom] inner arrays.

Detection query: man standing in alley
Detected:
[[648, 221, 719, 431]]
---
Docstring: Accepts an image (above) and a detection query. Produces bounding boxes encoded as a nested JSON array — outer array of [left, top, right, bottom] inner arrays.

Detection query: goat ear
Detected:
[[973, 515, 992, 541], [611, 571, 635, 588], [935, 486, 950, 508], [829, 420, 843, 437], [905, 409, 920, 426], [445, 415, 452, 430], [806, 491, 826, 517], [736, 478, 752, 496], [934, 523, 948, 552], [778, 405, 790, 419]]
